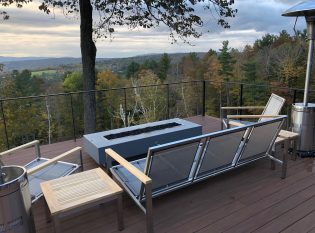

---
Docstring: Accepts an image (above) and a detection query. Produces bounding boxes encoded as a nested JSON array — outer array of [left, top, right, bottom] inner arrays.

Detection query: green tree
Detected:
[[126, 61, 140, 79], [158, 53, 171, 81], [253, 34, 277, 51], [142, 59, 158, 74], [218, 40, 235, 81], [12, 70, 40, 96], [2, 0, 237, 134], [242, 62, 257, 83], [63, 72, 83, 92]]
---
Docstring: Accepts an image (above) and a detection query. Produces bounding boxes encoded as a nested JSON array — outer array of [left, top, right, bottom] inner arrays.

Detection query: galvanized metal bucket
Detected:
[[0, 166, 35, 233]]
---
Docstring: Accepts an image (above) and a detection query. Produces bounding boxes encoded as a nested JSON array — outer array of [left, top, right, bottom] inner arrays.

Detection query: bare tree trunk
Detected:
[[79, 0, 96, 133]]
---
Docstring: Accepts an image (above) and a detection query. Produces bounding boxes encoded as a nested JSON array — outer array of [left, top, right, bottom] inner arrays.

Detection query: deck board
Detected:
[[2, 115, 315, 233]]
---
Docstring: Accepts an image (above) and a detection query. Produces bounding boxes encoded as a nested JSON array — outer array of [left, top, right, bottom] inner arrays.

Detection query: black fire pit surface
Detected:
[[104, 122, 181, 140]]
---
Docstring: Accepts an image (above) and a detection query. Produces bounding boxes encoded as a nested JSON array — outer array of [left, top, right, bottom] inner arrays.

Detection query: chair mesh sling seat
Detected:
[[0, 140, 83, 203], [106, 116, 287, 233], [220, 93, 286, 128]]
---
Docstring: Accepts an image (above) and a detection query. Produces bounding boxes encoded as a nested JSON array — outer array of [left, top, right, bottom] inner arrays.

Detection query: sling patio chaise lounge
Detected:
[[220, 93, 286, 128], [105, 116, 287, 233], [0, 140, 83, 203]]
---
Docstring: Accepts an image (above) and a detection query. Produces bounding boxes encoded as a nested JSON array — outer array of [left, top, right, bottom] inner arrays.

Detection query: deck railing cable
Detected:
[[0, 80, 313, 150]]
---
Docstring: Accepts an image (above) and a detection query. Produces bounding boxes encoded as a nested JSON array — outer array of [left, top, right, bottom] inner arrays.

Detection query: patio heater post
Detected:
[[167, 84, 170, 119], [283, 0, 315, 155], [304, 20, 315, 106], [0, 160, 3, 183]]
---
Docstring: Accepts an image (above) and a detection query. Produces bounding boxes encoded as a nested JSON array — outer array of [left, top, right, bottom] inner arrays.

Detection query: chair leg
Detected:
[[145, 183, 154, 233], [44, 199, 52, 223], [270, 145, 276, 170], [281, 141, 289, 179], [117, 194, 124, 231]]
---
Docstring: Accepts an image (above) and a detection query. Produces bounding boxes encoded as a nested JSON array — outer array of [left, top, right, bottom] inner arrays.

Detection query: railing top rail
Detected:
[[0, 80, 205, 102], [0, 80, 312, 102]]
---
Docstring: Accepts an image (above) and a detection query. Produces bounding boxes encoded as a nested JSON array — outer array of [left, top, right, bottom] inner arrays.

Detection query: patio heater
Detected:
[[283, 0, 315, 155]]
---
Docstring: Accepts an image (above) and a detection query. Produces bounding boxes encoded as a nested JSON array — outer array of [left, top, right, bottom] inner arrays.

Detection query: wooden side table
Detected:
[[271, 130, 300, 178], [40, 168, 124, 233], [278, 130, 299, 160]]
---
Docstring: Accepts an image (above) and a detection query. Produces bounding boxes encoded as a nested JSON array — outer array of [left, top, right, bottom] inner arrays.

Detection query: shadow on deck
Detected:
[[2, 115, 315, 233]]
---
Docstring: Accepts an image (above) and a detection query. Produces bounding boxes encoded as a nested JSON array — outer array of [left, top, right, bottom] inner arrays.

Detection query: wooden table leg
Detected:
[[44, 199, 52, 223], [117, 194, 124, 231], [53, 215, 61, 233]]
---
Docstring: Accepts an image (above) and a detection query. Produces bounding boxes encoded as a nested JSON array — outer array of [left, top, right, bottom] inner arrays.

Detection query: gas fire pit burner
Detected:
[[104, 122, 181, 140]]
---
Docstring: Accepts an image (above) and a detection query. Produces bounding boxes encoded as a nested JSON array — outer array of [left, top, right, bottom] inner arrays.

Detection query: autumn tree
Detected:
[[96, 70, 129, 129], [132, 69, 166, 123], [203, 50, 222, 116], [1, 0, 237, 133]]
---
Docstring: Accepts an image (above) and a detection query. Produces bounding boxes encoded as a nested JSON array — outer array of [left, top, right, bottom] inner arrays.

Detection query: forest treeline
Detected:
[[0, 30, 311, 149]]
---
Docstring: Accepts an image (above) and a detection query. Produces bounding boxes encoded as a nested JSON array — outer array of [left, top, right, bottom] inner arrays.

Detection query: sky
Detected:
[[0, 0, 307, 58]]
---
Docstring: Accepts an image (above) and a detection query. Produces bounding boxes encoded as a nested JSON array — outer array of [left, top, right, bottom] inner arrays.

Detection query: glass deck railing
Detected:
[[0, 80, 314, 151]]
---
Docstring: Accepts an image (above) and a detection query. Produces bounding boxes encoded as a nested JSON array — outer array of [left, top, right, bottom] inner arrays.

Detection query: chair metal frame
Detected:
[[106, 116, 287, 233], [220, 93, 286, 129], [0, 140, 83, 203]]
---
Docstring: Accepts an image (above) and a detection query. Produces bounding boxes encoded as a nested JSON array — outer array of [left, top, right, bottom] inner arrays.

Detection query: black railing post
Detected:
[[239, 83, 243, 115], [293, 89, 297, 104], [69, 93, 76, 142], [124, 88, 128, 126], [202, 80, 206, 116], [167, 84, 170, 119], [0, 100, 9, 149], [226, 82, 230, 106]]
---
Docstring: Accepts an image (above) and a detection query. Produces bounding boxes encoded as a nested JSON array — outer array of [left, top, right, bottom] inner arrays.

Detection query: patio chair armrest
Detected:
[[221, 106, 265, 110], [227, 114, 280, 119], [228, 121, 245, 127], [27, 146, 82, 175], [105, 148, 152, 185], [0, 140, 40, 157]]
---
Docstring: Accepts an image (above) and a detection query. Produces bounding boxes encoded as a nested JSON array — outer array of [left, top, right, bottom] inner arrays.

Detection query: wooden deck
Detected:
[[3, 115, 315, 233]]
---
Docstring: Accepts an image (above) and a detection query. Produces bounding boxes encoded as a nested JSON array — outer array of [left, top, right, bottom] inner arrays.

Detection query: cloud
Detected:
[[0, 0, 308, 58]]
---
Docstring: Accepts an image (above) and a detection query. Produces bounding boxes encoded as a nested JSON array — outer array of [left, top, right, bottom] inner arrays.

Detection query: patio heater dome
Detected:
[[282, 0, 315, 18], [283, 0, 315, 155]]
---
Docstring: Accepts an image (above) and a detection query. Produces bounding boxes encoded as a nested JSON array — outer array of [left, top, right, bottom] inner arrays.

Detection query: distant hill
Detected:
[[95, 53, 207, 74], [0, 56, 50, 63], [0, 53, 206, 73], [1, 57, 83, 72]]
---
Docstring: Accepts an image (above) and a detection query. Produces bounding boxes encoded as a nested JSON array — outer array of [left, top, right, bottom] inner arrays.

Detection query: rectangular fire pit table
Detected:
[[84, 118, 202, 166], [40, 168, 123, 233]]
